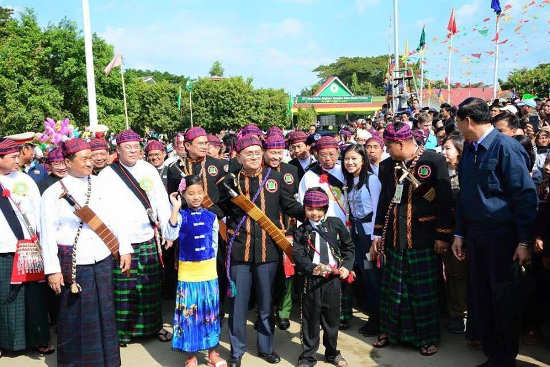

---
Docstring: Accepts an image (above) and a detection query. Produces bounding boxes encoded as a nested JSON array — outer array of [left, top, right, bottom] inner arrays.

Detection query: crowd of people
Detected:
[[0, 93, 549, 367]]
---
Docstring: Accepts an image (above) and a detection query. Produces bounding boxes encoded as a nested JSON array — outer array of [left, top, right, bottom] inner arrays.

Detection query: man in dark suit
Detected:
[[288, 130, 314, 181], [452, 97, 537, 367]]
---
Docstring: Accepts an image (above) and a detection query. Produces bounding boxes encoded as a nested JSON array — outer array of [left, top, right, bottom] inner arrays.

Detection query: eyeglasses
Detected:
[[120, 145, 141, 152], [51, 162, 66, 169], [240, 151, 262, 159]]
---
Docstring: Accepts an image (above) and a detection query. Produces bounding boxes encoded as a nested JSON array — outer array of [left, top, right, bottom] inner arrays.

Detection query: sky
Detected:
[[2, 0, 549, 94]]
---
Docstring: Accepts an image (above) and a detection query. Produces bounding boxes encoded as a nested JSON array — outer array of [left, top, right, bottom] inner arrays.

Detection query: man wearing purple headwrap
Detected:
[[38, 147, 67, 194], [262, 134, 300, 331], [217, 135, 304, 367], [370, 122, 453, 356], [365, 135, 384, 177]]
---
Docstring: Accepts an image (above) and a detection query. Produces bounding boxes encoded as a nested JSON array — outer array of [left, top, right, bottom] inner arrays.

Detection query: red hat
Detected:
[[144, 140, 165, 153], [365, 134, 384, 147], [315, 136, 339, 151], [46, 147, 64, 163], [235, 135, 262, 153], [0, 139, 19, 155], [90, 138, 108, 152], [184, 127, 207, 142], [262, 134, 285, 150], [62, 138, 90, 157], [288, 130, 308, 145], [266, 126, 283, 137], [207, 134, 222, 147], [116, 129, 140, 145]]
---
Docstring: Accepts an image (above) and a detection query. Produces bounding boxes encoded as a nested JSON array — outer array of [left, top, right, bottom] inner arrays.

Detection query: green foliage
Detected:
[[295, 106, 316, 129], [312, 56, 388, 95], [500, 64, 550, 98], [209, 61, 224, 77], [0, 6, 288, 136]]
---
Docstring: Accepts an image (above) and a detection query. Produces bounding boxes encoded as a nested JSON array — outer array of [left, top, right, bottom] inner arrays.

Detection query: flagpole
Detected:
[[120, 59, 129, 130], [420, 51, 425, 107], [447, 32, 453, 104], [492, 14, 500, 100], [392, 0, 399, 114], [189, 89, 194, 128], [81, 0, 98, 129]]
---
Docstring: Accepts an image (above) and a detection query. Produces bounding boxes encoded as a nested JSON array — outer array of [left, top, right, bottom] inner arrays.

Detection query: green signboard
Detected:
[[296, 96, 373, 103]]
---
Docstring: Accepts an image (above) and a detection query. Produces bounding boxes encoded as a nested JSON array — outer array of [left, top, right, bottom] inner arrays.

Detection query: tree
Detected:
[[500, 64, 550, 98], [209, 61, 224, 77], [313, 56, 388, 95], [295, 106, 316, 129], [350, 72, 360, 95]]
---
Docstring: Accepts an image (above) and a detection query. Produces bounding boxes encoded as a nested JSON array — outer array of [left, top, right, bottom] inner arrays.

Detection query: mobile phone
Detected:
[[529, 115, 540, 133]]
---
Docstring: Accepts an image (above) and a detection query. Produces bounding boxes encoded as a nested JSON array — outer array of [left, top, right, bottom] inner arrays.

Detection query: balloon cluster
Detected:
[[38, 118, 82, 145]]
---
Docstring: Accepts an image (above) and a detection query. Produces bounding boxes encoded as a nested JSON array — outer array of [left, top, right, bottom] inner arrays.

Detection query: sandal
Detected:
[[419, 344, 438, 356], [36, 345, 55, 356], [157, 329, 173, 342], [207, 350, 227, 367], [326, 353, 348, 367], [372, 334, 390, 348], [185, 355, 198, 367]]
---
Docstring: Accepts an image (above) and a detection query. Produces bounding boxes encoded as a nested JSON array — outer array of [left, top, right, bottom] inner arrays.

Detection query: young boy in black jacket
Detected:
[[294, 187, 355, 367]]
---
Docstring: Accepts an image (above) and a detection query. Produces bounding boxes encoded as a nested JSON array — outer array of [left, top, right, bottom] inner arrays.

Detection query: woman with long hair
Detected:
[[341, 144, 382, 335]]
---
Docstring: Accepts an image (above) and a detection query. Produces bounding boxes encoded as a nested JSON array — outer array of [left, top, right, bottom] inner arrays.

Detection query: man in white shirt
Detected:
[[99, 129, 172, 345], [0, 138, 53, 357], [365, 135, 385, 177], [41, 138, 132, 366], [298, 136, 346, 225]]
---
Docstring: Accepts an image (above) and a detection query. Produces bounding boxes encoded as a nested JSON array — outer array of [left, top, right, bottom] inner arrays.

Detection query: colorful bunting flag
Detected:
[[447, 9, 457, 36]]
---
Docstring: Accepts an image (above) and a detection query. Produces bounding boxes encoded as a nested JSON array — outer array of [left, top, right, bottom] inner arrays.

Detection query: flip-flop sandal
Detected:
[[373, 335, 390, 348], [157, 329, 173, 342], [185, 356, 198, 367], [420, 344, 438, 356]]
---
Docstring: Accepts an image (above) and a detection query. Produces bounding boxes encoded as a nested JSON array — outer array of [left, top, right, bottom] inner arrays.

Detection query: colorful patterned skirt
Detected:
[[173, 258, 220, 353], [379, 246, 440, 347], [113, 239, 162, 343]]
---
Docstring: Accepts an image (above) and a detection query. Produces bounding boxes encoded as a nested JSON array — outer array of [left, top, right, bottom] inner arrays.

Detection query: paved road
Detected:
[[2, 303, 550, 366]]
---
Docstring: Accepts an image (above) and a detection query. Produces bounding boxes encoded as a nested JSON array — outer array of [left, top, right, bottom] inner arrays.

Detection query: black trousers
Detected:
[[467, 226, 520, 367], [300, 276, 341, 365]]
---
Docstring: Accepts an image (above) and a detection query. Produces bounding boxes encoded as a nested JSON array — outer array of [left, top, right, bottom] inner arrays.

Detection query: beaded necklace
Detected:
[[377, 146, 424, 268], [69, 176, 92, 294]]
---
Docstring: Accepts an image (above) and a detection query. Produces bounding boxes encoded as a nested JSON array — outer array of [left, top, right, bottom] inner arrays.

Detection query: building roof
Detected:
[[313, 76, 354, 97]]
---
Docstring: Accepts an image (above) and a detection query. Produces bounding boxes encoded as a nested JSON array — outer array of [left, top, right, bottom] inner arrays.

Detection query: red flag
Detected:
[[447, 9, 457, 35], [491, 32, 500, 42], [483, 17, 491, 22], [498, 39, 509, 44], [471, 53, 482, 58]]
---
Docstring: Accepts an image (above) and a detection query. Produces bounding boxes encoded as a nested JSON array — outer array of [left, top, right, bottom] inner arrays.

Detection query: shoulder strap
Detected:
[[111, 162, 152, 211], [0, 184, 25, 240]]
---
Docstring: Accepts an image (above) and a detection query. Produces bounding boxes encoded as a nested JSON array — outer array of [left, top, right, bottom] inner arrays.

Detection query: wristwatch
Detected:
[[518, 242, 530, 249]]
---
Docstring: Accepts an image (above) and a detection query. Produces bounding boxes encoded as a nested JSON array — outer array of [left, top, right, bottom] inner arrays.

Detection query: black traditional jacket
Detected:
[[218, 168, 304, 264], [373, 149, 453, 249], [293, 217, 355, 275]]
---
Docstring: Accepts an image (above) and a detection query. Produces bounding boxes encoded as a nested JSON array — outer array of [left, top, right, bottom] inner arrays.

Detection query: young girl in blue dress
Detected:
[[166, 175, 226, 367]]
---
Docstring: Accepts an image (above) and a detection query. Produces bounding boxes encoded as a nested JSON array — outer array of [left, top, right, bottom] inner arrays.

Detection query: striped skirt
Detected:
[[57, 255, 120, 367], [0, 253, 26, 351], [379, 246, 440, 347], [173, 278, 220, 352], [114, 239, 162, 343]]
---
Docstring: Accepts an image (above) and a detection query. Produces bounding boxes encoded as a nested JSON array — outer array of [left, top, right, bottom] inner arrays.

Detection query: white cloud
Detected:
[[456, 1, 480, 19], [355, 0, 380, 14]]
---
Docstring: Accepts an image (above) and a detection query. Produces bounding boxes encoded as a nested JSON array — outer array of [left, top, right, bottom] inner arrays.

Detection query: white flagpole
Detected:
[[447, 33, 453, 104], [392, 0, 399, 114], [120, 58, 129, 130], [81, 0, 98, 129], [492, 14, 501, 100]]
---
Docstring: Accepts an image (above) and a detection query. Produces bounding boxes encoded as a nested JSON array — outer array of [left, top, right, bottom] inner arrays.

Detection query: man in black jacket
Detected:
[[293, 187, 354, 367], [288, 130, 314, 181], [218, 134, 304, 367], [371, 122, 453, 356]]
